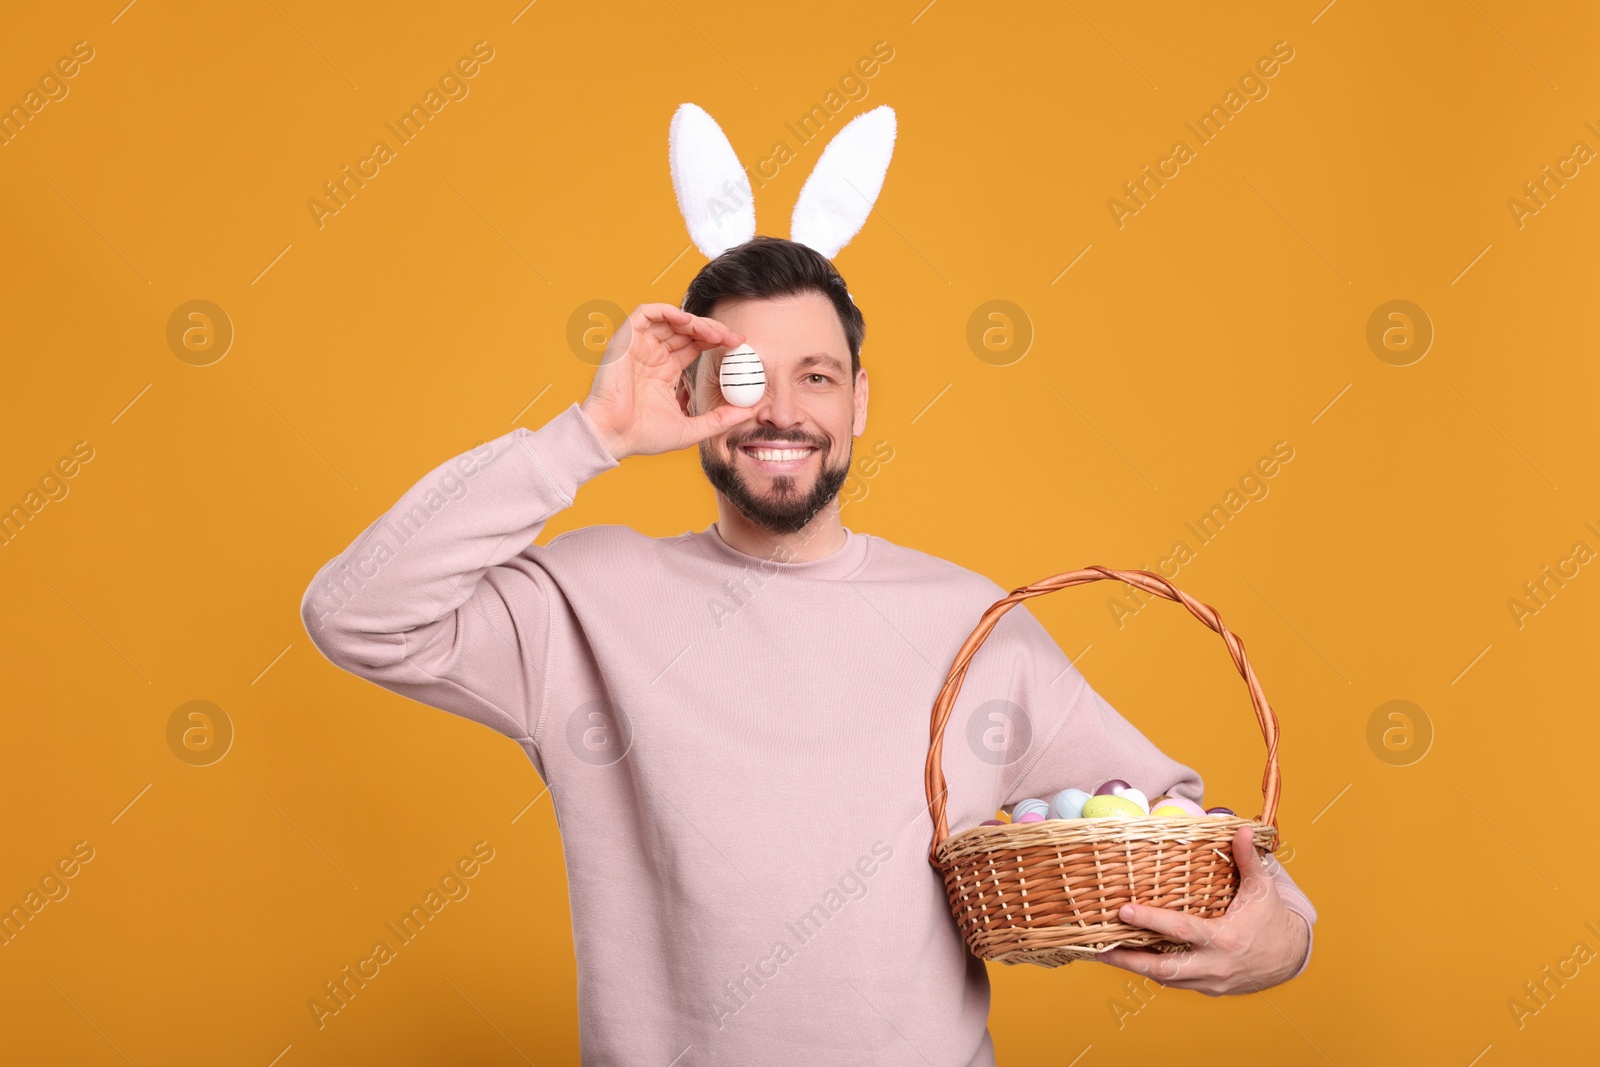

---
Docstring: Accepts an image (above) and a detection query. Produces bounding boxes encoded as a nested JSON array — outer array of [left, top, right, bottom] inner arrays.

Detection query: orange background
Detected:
[[3, 1, 1597, 1063]]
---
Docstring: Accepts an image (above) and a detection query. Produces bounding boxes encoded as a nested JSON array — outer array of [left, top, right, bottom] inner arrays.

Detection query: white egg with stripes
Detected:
[[718, 344, 766, 407]]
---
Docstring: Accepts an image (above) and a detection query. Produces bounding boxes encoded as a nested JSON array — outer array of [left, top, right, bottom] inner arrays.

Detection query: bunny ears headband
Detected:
[[668, 102, 898, 262]]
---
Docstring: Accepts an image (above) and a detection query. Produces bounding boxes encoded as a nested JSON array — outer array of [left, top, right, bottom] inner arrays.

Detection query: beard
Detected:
[[699, 433, 852, 536]]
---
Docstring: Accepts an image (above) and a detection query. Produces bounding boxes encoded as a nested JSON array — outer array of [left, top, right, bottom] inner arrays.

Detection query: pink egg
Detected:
[[1094, 779, 1131, 796], [1150, 795, 1206, 817], [1016, 812, 1045, 823]]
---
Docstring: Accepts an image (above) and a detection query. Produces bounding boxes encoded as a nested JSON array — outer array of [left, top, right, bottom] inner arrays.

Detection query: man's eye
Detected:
[[807, 373, 832, 384]]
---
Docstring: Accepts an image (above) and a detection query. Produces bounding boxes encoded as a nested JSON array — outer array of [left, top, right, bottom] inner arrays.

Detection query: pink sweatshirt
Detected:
[[300, 401, 1317, 1066]]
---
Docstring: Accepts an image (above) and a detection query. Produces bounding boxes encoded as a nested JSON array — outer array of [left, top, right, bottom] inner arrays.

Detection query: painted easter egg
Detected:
[[993, 810, 1013, 824], [979, 819, 1006, 827], [1150, 795, 1206, 817], [1081, 794, 1146, 819], [1206, 806, 1237, 817], [1012, 798, 1050, 821], [1094, 779, 1131, 796], [1113, 787, 1150, 814], [1047, 788, 1091, 820], [719, 345, 766, 406], [1016, 812, 1045, 823]]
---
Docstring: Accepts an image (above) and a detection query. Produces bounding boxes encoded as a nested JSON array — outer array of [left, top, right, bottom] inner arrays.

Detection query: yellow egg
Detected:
[[1081, 794, 1146, 819], [993, 809, 1012, 823]]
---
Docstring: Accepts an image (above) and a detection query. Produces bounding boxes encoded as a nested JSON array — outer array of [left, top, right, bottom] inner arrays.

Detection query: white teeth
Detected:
[[747, 447, 812, 462]]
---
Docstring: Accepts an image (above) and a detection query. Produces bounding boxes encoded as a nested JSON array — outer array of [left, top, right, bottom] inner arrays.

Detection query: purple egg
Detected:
[[1205, 806, 1236, 816], [1095, 779, 1132, 796], [979, 819, 1006, 827]]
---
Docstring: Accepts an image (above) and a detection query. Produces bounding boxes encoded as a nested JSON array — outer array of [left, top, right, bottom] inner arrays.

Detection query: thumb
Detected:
[[1231, 825, 1274, 908], [683, 402, 755, 445]]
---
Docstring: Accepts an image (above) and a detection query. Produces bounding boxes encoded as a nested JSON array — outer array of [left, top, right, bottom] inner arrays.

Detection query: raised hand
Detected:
[[579, 303, 754, 461]]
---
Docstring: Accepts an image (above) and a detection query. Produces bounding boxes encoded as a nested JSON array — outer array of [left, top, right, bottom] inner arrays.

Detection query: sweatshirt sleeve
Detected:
[[299, 402, 620, 754], [1265, 853, 1317, 981], [995, 604, 1318, 982]]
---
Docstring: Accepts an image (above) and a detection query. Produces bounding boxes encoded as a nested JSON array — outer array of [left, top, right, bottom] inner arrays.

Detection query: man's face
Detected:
[[679, 291, 868, 536]]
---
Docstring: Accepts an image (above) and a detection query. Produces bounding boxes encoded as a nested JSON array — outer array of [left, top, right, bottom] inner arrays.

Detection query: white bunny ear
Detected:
[[669, 103, 756, 259], [790, 105, 897, 259]]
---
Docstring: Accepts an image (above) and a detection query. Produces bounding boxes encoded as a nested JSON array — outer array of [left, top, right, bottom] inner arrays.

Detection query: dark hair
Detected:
[[680, 235, 865, 381]]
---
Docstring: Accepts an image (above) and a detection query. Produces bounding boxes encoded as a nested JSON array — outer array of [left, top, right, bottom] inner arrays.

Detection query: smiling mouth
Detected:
[[739, 444, 817, 468]]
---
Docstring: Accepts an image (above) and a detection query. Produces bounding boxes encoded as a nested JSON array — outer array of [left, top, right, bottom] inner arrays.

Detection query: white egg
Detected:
[[1047, 788, 1091, 820], [1012, 798, 1050, 820], [1113, 787, 1150, 814], [719, 345, 766, 407]]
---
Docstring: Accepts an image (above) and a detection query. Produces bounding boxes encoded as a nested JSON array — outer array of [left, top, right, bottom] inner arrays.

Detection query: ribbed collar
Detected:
[[696, 520, 871, 579]]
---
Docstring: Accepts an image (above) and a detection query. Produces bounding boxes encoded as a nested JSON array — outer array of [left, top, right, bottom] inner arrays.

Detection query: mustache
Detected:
[[732, 433, 827, 448]]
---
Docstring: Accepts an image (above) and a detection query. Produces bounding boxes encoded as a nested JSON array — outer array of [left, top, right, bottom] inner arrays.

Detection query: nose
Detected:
[[740, 376, 814, 443]]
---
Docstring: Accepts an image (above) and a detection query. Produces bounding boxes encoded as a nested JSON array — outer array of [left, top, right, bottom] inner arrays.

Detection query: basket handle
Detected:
[[925, 566, 1282, 866]]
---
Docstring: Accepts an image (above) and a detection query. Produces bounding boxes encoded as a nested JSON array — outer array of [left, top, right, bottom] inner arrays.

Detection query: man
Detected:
[[301, 236, 1316, 1065]]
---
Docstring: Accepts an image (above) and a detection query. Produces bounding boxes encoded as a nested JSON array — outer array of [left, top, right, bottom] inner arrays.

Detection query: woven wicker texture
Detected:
[[924, 566, 1283, 967]]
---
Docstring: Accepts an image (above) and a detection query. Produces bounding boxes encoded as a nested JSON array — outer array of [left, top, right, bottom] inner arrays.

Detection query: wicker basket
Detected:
[[925, 565, 1283, 968]]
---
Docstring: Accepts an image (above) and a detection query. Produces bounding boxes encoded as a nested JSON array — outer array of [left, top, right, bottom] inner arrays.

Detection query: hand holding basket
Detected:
[[924, 566, 1284, 968]]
